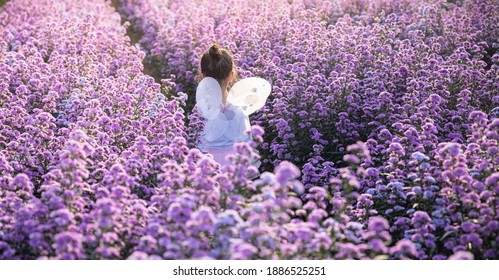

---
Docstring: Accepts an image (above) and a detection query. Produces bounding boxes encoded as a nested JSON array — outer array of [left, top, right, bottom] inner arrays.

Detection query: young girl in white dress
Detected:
[[195, 44, 258, 167]]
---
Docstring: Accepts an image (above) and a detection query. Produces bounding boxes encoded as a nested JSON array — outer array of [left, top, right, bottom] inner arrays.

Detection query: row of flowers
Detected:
[[114, 0, 498, 259], [0, 0, 426, 260]]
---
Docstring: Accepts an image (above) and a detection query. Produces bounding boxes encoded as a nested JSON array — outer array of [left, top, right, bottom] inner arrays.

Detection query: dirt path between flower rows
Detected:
[[111, 0, 163, 84]]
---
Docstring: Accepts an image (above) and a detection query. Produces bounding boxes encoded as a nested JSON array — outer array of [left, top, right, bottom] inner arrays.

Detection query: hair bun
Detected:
[[209, 44, 221, 58]]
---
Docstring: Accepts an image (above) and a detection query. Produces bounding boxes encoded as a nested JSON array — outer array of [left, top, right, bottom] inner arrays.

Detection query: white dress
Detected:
[[197, 102, 252, 166]]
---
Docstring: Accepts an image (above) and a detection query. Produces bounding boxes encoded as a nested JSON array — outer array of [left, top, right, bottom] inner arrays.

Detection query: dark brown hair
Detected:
[[199, 43, 234, 82]]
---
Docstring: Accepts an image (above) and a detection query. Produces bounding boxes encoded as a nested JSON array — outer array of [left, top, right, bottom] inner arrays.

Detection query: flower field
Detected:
[[0, 0, 498, 260]]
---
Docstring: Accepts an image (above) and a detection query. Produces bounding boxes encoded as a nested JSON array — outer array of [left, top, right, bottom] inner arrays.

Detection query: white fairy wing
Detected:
[[196, 77, 223, 120], [227, 77, 271, 115], [203, 111, 228, 141]]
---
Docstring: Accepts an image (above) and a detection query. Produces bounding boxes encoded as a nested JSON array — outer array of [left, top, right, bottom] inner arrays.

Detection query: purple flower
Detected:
[[127, 251, 150, 260], [440, 143, 462, 157], [412, 211, 432, 228], [461, 221, 476, 233], [411, 152, 428, 162], [368, 217, 389, 232], [274, 161, 300, 185], [389, 239, 417, 259], [449, 251, 474, 260], [485, 173, 499, 186], [344, 154, 360, 164]]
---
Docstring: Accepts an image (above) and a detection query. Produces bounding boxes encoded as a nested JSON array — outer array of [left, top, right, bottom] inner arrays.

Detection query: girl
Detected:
[[195, 44, 255, 167]]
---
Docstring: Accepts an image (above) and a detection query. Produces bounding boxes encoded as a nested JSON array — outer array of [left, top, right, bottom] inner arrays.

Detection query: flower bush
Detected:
[[0, 0, 497, 259]]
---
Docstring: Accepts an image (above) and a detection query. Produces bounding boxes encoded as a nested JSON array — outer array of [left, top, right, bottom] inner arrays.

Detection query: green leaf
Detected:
[[439, 230, 454, 241]]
